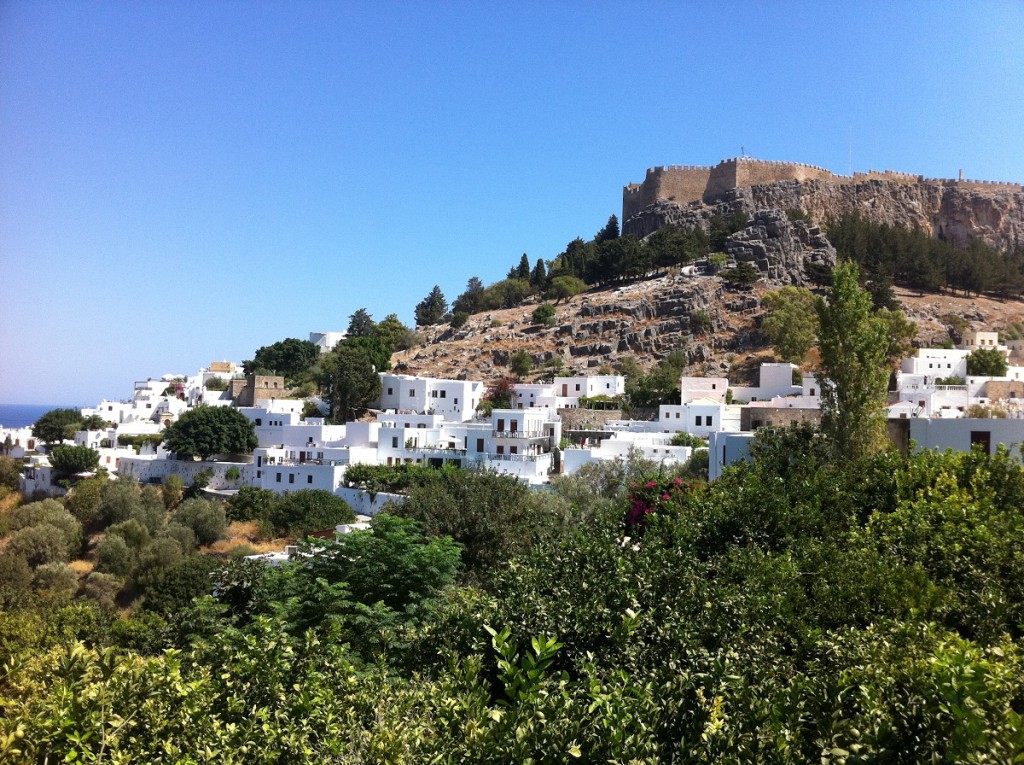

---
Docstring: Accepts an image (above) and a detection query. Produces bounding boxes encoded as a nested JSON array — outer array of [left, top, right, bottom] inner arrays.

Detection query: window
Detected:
[[497, 418, 505, 431], [575, 384, 581, 392], [409, 389, 415, 396], [970, 430, 993, 455], [392, 436, 398, 448], [289, 474, 295, 484], [387, 387, 393, 395], [257, 456, 263, 467], [497, 445, 504, 455], [440, 390, 446, 398], [810, 388, 816, 396], [307, 475, 313, 484], [276, 473, 282, 483], [257, 470, 262, 478], [454, 398, 459, 405], [707, 416, 713, 427], [695, 416, 702, 426], [476, 438, 484, 452], [510, 445, 518, 454]]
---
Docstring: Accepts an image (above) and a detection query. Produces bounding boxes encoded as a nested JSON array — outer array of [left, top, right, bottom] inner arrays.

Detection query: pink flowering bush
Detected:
[[625, 475, 698, 532]]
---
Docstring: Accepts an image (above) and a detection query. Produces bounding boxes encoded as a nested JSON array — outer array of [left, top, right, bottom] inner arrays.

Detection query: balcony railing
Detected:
[[492, 430, 549, 439], [264, 458, 348, 467], [405, 446, 468, 456], [486, 452, 552, 463]]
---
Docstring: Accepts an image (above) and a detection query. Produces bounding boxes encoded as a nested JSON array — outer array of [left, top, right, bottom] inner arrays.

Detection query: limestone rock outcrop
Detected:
[[625, 177, 1024, 252]]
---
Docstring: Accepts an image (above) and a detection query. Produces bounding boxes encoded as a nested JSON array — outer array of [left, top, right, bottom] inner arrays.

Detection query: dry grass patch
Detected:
[[69, 559, 94, 576]]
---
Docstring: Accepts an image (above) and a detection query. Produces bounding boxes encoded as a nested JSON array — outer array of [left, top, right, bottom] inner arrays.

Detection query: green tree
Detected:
[[545, 276, 586, 304], [452, 276, 486, 315], [0, 455, 21, 493], [594, 214, 620, 243], [163, 407, 257, 461], [816, 261, 890, 460], [32, 408, 84, 446], [531, 303, 556, 326], [65, 475, 107, 526], [509, 350, 533, 379], [966, 347, 1009, 377], [161, 474, 184, 510], [450, 311, 469, 329], [877, 307, 918, 367], [394, 469, 558, 579], [242, 338, 320, 380], [346, 308, 376, 338], [171, 498, 227, 546], [373, 313, 420, 351], [760, 286, 819, 363], [719, 260, 760, 287], [415, 285, 448, 326], [266, 489, 355, 536], [49, 444, 99, 476], [226, 485, 278, 523], [530, 258, 547, 289], [510, 253, 531, 281], [319, 341, 383, 422]]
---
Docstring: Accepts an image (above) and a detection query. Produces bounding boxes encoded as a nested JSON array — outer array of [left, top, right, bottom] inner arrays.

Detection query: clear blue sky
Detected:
[[2, 1, 1023, 405]]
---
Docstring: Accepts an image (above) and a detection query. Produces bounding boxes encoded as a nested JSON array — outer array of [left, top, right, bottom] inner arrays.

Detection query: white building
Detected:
[[310, 331, 347, 354], [378, 373, 485, 422], [900, 348, 970, 379], [730, 363, 803, 402]]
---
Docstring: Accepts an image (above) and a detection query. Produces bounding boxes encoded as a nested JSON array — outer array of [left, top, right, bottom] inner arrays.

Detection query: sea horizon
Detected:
[[0, 403, 88, 429]]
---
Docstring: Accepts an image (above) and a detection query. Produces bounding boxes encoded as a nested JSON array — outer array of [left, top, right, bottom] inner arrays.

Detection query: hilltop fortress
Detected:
[[622, 157, 1024, 249]]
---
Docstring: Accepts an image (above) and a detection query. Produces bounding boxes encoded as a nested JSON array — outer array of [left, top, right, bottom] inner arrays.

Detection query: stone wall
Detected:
[[623, 157, 1024, 246], [558, 407, 626, 431], [740, 407, 821, 431], [984, 381, 1024, 402]]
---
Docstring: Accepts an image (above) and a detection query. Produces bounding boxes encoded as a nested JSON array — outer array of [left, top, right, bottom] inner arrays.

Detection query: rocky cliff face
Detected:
[[625, 179, 1024, 252], [393, 276, 763, 381]]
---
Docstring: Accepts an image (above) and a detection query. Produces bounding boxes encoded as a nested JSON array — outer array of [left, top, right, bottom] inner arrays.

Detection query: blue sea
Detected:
[[0, 404, 81, 429]]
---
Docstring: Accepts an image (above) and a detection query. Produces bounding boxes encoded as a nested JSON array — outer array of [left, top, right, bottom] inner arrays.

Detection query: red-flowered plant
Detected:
[[625, 475, 698, 532]]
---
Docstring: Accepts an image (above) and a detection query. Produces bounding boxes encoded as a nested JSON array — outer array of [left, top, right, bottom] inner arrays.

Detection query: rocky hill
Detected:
[[626, 178, 1024, 252], [395, 167, 1024, 385], [394, 273, 1024, 385]]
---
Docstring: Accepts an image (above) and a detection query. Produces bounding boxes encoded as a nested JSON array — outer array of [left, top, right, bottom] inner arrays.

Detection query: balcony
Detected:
[[406, 446, 468, 456], [264, 457, 349, 467], [487, 452, 552, 463], [492, 430, 549, 439]]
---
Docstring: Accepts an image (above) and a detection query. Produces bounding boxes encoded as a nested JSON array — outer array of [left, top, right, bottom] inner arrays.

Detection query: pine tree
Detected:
[[346, 308, 376, 337], [515, 253, 531, 281], [414, 285, 448, 326], [530, 258, 547, 289]]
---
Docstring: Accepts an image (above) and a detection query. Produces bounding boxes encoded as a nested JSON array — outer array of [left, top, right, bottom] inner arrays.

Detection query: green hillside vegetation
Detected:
[[2, 435, 1023, 761], [828, 213, 1024, 303]]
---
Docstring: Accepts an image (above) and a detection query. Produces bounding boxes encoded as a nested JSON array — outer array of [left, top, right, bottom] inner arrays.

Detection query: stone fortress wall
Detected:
[[622, 157, 1024, 222]]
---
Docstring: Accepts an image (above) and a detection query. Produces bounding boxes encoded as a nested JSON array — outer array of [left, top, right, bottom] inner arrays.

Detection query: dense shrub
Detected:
[[32, 563, 79, 603], [141, 555, 217, 614], [0, 553, 33, 608], [98, 481, 143, 526], [94, 534, 137, 578], [161, 474, 184, 509], [171, 498, 227, 546], [266, 490, 355, 536], [65, 476, 107, 526], [5, 523, 75, 567], [225, 485, 277, 522]]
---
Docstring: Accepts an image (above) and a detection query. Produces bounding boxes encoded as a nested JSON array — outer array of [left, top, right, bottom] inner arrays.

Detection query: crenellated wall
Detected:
[[622, 157, 1023, 222]]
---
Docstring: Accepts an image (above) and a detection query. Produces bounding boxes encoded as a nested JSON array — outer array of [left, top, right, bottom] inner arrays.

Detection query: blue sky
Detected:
[[2, 1, 1023, 405]]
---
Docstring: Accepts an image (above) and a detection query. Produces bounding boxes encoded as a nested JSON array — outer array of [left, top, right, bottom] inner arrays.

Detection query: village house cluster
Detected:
[[8, 330, 1024, 508]]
